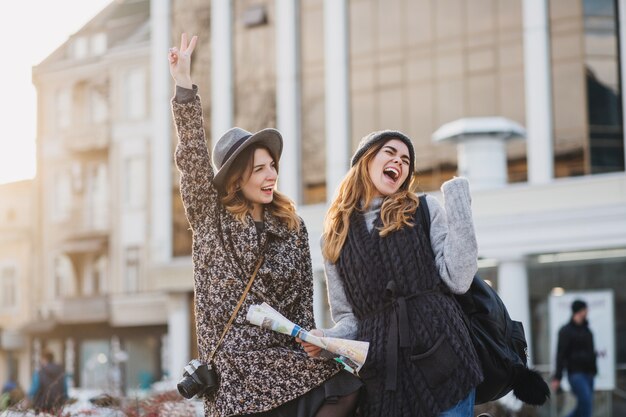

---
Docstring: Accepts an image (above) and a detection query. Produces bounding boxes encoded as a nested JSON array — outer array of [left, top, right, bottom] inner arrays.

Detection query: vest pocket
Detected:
[[409, 334, 459, 388]]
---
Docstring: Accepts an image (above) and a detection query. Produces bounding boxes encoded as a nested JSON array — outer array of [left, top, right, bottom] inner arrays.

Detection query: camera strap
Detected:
[[208, 245, 266, 362]]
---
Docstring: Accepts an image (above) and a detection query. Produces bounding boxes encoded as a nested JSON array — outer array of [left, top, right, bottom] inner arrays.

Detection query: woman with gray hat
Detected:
[[169, 34, 361, 417], [301, 131, 482, 416]]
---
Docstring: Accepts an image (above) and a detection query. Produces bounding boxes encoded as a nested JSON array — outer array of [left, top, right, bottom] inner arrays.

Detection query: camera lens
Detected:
[[177, 376, 201, 399]]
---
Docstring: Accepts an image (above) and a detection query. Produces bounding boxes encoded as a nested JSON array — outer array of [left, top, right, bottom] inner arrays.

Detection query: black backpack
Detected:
[[418, 195, 549, 405]]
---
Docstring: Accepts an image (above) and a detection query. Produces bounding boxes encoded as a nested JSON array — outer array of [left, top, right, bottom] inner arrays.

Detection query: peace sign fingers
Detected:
[[187, 35, 198, 55], [169, 33, 197, 89], [180, 33, 198, 56]]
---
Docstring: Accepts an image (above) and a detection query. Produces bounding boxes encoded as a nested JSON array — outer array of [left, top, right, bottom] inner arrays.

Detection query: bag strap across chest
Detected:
[[208, 245, 266, 362]]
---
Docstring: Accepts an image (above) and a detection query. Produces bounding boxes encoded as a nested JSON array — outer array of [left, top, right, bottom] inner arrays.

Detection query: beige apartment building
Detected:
[[0, 0, 623, 413], [0, 180, 35, 392], [28, 0, 180, 395]]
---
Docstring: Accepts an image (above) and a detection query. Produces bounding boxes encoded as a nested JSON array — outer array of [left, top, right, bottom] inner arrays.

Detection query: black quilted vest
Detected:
[[337, 204, 483, 417]]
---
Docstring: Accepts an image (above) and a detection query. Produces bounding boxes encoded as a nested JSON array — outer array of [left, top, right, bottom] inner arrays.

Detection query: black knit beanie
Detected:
[[351, 130, 416, 182], [571, 299, 587, 314]]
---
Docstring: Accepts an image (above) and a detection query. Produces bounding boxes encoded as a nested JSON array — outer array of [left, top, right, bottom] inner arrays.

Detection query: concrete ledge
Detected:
[[109, 292, 168, 327]]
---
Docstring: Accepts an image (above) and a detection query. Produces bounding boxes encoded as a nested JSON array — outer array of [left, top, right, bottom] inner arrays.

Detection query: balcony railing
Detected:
[[54, 205, 109, 241], [60, 123, 110, 152], [51, 294, 109, 324]]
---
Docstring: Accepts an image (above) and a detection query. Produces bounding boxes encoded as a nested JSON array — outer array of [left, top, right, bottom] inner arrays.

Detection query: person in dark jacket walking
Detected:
[[169, 33, 361, 417], [552, 299, 597, 417], [28, 349, 67, 414], [302, 131, 482, 416]]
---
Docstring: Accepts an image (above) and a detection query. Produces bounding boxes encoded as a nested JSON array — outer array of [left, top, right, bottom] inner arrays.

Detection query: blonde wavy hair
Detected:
[[220, 145, 300, 231], [322, 141, 419, 263]]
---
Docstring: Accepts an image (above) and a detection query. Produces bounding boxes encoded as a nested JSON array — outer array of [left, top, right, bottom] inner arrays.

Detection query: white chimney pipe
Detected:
[[432, 117, 526, 190]]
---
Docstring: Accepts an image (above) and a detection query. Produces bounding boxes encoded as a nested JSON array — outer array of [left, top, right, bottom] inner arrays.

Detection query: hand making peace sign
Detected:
[[168, 33, 198, 89]]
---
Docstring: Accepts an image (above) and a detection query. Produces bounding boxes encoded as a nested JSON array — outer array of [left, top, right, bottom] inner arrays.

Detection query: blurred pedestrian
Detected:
[[552, 299, 597, 417], [28, 349, 68, 413], [302, 130, 482, 416], [0, 377, 25, 410]]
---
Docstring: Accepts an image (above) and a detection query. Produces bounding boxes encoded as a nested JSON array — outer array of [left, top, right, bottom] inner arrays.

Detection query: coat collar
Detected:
[[262, 207, 291, 241]]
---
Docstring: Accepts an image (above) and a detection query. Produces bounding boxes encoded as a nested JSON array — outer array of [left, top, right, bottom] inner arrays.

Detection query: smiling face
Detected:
[[366, 139, 411, 197], [239, 147, 278, 212]]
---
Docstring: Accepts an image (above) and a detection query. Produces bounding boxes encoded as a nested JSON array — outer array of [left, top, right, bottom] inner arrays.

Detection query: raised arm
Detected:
[[170, 33, 219, 230], [427, 177, 478, 294]]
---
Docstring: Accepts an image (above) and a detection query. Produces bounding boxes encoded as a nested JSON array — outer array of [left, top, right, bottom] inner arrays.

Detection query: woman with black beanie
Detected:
[[302, 131, 482, 416]]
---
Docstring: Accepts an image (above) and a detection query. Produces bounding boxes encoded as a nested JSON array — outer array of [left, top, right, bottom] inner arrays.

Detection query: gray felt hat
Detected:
[[213, 127, 283, 191], [351, 130, 415, 183]]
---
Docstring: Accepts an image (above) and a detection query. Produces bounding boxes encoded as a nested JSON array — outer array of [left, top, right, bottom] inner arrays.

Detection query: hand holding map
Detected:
[[246, 303, 369, 374]]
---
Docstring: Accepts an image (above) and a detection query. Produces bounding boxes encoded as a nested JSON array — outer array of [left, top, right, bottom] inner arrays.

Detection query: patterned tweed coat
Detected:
[[172, 95, 341, 417]]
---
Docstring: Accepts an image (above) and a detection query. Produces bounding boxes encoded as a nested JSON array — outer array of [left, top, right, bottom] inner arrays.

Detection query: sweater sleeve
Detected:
[[172, 85, 219, 232], [319, 237, 359, 340], [427, 177, 478, 294]]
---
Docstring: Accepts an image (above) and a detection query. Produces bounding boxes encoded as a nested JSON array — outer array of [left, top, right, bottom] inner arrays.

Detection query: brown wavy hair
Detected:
[[322, 140, 419, 263], [220, 144, 300, 231]]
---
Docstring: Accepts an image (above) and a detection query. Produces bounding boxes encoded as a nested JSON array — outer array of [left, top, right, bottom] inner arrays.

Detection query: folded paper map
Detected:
[[246, 302, 369, 374]]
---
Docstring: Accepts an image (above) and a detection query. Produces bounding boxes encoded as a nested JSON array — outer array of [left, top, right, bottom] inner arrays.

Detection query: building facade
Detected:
[[0, 0, 621, 414], [29, 0, 180, 395], [171, 0, 626, 414], [0, 180, 35, 392]]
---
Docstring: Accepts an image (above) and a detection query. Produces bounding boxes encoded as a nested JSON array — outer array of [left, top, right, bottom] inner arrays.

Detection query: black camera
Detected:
[[177, 359, 219, 399]]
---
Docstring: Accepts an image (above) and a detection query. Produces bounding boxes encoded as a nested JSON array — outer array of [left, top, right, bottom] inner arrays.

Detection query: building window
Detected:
[[53, 170, 72, 222], [80, 339, 110, 389], [71, 36, 88, 60], [123, 68, 146, 120], [125, 337, 160, 394], [83, 254, 108, 296], [0, 265, 17, 310], [90, 88, 108, 124], [56, 89, 72, 130], [86, 163, 108, 229], [90, 33, 107, 56], [94, 255, 108, 294], [124, 247, 141, 292], [583, 0, 624, 173], [124, 156, 146, 209], [54, 255, 76, 298]]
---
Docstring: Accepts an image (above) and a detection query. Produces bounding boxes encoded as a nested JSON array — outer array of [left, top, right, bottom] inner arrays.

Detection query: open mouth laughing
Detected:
[[383, 166, 400, 182]]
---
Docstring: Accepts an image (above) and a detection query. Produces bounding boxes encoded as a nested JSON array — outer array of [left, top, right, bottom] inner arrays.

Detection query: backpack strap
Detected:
[[418, 194, 441, 264], [418, 194, 431, 236]]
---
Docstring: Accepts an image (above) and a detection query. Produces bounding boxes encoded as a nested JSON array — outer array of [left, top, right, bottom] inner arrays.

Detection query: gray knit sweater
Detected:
[[322, 177, 478, 339]]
